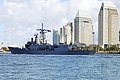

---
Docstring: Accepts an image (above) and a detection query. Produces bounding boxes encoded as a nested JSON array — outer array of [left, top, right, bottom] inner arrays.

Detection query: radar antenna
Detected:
[[37, 23, 51, 44]]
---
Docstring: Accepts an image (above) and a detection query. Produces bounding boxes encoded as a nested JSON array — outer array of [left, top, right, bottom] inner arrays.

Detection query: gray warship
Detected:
[[8, 23, 96, 55]]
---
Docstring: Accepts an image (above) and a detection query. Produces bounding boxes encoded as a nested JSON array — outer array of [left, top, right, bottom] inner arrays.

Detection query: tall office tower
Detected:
[[60, 22, 73, 44], [98, 3, 119, 48], [60, 28, 64, 43], [74, 10, 93, 46], [63, 22, 73, 44], [53, 29, 60, 45]]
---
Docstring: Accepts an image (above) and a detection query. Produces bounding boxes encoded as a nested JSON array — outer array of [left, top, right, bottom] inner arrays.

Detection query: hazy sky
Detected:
[[0, 0, 120, 46]]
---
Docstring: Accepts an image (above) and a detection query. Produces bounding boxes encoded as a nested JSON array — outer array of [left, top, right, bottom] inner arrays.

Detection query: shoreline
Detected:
[[96, 51, 119, 54], [0, 51, 11, 54]]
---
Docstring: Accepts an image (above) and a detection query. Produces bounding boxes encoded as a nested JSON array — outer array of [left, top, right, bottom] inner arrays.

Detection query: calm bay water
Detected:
[[0, 53, 120, 80]]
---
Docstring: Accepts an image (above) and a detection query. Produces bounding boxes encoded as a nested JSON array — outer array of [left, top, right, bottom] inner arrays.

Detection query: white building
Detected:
[[74, 10, 93, 46], [53, 29, 60, 45], [60, 28, 64, 43], [98, 3, 119, 48], [60, 22, 73, 45]]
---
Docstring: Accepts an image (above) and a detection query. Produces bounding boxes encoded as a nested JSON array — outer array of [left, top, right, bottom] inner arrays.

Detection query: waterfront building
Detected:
[[98, 3, 119, 48], [53, 29, 60, 45], [74, 10, 93, 46], [60, 28, 64, 43], [63, 22, 73, 44], [60, 22, 73, 45]]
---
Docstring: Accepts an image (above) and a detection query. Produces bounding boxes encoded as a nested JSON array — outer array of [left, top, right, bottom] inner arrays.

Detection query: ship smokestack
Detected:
[[31, 38, 33, 43]]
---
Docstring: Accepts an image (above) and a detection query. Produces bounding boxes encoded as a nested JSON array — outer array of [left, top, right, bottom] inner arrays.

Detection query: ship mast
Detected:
[[37, 23, 51, 44]]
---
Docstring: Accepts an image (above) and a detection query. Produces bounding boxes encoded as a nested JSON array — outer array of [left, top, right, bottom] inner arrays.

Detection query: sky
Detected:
[[0, 0, 120, 47]]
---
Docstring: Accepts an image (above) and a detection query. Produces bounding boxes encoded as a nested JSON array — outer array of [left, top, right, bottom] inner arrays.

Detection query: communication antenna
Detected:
[[37, 23, 51, 44]]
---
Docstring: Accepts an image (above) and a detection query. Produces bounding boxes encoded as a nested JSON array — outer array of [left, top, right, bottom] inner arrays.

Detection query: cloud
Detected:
[[0, 0, 67, 46], [0, 0, 120, 46]]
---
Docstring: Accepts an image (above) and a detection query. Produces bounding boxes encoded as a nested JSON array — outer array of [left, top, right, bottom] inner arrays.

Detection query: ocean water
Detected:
[[0, 53, 120, 80]]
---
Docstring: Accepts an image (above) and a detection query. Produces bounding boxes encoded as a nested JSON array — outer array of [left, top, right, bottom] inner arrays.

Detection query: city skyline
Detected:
[[0, 0, 120, 46]]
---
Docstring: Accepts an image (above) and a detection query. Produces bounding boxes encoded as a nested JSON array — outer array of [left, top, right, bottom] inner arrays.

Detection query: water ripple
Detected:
[[0, 54, 120, 80]]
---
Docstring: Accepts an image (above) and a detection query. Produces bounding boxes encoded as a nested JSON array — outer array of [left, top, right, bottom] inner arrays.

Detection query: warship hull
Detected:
[[8, 47, 96, 55]]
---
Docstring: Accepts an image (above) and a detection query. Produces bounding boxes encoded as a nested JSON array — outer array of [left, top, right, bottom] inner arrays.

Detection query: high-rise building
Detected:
[[53, 29, 60, 45], [59, 28, 64, 43], [63, 22, 73, 44], [74, 10, 93, 46], [60, 22, 73, 45], [98, 3, 119, 48]]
